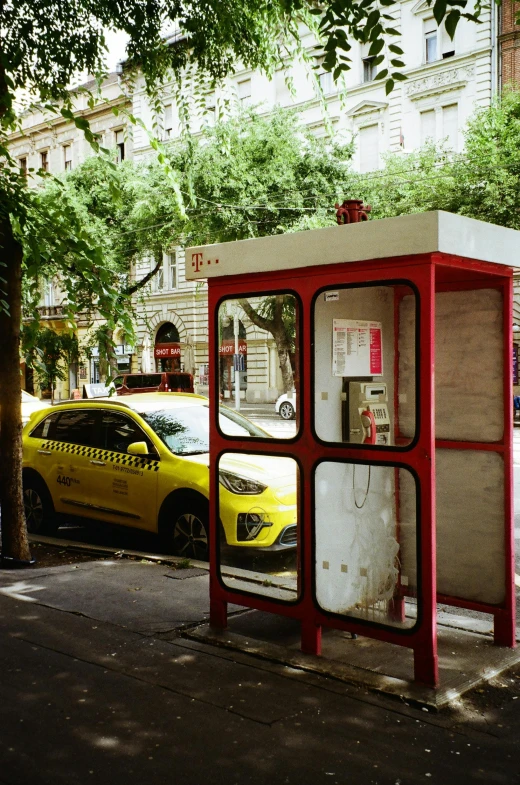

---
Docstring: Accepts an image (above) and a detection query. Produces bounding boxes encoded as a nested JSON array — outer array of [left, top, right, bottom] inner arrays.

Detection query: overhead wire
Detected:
[[101, 152, 519, 240]]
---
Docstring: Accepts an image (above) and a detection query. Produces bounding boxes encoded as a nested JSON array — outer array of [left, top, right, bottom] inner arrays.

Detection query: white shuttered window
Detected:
[[442, 104, 458, 151], [359, 124, 379, 173], [420, 110, 436, 145]]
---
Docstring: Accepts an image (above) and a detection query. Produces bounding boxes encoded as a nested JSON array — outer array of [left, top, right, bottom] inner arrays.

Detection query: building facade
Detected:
[[499, 0, 520, 86], [9, 4, 511, 401]]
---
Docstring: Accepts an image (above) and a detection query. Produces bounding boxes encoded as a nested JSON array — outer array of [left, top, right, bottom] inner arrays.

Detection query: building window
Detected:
[[63, 144, 72, 171], [168, 252, 177, 290], [19, 157, 27, 176], [153, 253, 177, 292], [115, 129, 125, 162], [153, 258, 164, 292], [424, 20, 438, 63], [237, 78, 252, 105], [362, 57, 377, 83], [359, 124, 379, 173], [420, 109, 436, 145], [43, 278, 55, 307], [40, 151, 49, 172], [205, 92, 217, 124], [163, 104, 173, 139], [315, 57, 334, 94], [442, 103, 458, 151]]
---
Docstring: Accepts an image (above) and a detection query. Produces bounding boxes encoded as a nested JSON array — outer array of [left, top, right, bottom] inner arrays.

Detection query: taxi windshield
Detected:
[[140, 405, 266, 455]]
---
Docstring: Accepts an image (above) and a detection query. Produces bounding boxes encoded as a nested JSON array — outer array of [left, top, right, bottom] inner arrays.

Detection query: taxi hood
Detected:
[[182, 451, 296, 484]]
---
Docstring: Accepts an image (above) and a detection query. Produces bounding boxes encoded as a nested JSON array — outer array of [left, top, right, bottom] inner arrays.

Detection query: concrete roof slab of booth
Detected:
[[186, 210, 520, 280]]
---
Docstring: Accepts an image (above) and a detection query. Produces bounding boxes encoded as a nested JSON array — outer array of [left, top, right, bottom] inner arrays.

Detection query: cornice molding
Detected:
[[8, 96, 130, 142], [405, 64, 475, 100], [346, 99, 388, 117]]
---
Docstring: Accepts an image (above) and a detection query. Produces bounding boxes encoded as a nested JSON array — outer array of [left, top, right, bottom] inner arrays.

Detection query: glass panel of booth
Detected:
[[313, 283, 417, 448], [217, 453, 300, 600], [217, 294, 300, 439], [314, 461, 418, 630]]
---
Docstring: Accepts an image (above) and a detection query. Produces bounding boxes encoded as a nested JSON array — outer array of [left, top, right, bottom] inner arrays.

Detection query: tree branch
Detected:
[[238, 298, 274, 334], [122, 252, 162, 298]]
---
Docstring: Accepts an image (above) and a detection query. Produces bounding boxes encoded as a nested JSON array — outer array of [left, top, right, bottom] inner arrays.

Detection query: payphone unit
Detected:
[[346, 381, 392, 445]]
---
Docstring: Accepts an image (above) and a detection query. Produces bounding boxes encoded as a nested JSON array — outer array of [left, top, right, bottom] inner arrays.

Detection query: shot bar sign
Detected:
[[332, 320, 383, 377]]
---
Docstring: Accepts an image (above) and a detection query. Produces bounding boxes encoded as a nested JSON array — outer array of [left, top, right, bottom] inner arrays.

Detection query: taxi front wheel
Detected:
[[23, 477, 58, 536], [168, 499, 209, 562]]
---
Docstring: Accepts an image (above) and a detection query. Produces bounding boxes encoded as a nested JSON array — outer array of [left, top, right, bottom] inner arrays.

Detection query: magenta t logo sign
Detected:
[[191, 252, 204, 272]]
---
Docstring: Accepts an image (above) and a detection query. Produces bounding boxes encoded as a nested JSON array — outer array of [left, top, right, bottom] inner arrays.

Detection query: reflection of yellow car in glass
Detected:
[[22, 393, 297, 560]]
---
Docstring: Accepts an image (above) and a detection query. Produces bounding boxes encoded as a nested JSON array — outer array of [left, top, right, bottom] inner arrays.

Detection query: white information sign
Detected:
[[332, 320, 383, 377], [83, 383, 116, 399]]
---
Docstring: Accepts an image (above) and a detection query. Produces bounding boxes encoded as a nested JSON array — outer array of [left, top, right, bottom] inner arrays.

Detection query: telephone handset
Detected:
[[347, 381, 392, 446], [360, 410, 377, 444]]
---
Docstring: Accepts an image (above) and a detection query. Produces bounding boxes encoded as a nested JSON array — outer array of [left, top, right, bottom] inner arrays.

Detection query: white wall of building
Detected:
[[130, 1, 494, 170]]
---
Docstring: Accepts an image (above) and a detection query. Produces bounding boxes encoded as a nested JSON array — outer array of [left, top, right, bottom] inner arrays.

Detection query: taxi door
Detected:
[[87, 409, 159, 530], [35, 408, 100, 515]]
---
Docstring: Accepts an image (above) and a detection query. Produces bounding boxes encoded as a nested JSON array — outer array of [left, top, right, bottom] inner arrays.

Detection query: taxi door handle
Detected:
[[90, 460, 106, 466], [37, 449, 52, 455]]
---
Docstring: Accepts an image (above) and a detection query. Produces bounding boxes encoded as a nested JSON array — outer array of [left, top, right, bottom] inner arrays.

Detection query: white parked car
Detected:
[[0, 391, 51, 430], [275, 391, 297, 420], [21, 391, 51, 425]]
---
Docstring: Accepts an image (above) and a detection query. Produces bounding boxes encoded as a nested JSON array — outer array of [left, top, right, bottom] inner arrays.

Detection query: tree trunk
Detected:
[[238, 297, 295, 393], [272, 328, 294, 392], [0, 217, 32, 562], [105, 327, 119, 380]]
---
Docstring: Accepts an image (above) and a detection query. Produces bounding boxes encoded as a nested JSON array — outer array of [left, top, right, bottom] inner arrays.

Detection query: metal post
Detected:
[[234, 313, 240, 411]]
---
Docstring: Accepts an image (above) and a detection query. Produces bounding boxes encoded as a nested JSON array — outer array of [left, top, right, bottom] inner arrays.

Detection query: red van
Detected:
[[114, 372, 194, 395]]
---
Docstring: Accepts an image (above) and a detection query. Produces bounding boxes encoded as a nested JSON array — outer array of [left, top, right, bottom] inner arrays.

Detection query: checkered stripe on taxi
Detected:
[[41, 441, 160, 471]]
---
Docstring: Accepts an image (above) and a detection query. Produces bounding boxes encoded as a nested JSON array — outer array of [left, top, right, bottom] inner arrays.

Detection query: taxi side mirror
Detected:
[[127, 441, 150, 456]]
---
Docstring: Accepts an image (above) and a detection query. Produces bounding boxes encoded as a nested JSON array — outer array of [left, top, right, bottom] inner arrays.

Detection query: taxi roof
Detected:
[[51, 393, 208, 413]]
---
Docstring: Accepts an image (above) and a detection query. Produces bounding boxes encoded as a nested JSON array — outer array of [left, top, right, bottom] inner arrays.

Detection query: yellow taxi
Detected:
[[22, 393, 297, 560]]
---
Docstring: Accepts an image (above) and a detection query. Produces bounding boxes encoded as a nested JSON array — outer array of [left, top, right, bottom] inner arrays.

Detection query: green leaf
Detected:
[[392, 72, 408, 81], [374, 68, 389, 81], [445, 9, 461, 39], [385, 79, 395, 95], [368, 39, 385, 56], [390, 59, 405, 67], [389, 44, 404, 54], [74, 117, 90, 131], [366, 9, 381, 28], [433, 0, 447, 26]]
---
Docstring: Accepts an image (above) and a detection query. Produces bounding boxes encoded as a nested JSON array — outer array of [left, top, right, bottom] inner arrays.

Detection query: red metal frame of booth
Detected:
[[208, 251, 515, 688]]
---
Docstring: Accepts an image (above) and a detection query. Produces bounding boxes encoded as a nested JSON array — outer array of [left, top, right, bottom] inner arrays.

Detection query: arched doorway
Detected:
[[219, 316, 247, 399], [154, 322, 181, 371]]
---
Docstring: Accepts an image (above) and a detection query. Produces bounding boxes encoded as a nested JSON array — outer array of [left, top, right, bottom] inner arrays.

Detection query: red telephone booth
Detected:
[[187, 211, 517, 688]]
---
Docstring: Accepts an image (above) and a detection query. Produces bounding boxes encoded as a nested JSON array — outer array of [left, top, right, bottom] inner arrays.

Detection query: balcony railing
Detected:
[[36, 305, 65, 318]]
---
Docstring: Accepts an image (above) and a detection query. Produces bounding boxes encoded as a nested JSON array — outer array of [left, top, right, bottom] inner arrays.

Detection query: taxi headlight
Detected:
[[219, 470, 267, 495]]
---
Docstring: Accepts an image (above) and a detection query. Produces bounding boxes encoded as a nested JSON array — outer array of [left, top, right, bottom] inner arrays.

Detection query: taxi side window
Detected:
[[30, 412, 61, 439], [54, 410, 98, 446], [100, 412, 156, 455]]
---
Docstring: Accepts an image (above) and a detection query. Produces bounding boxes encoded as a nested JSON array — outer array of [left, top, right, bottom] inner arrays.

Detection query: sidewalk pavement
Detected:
[[0, 550, 519, 785]]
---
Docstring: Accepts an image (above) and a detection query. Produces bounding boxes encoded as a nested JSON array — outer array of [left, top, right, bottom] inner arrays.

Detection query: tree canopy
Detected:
[[346, 89, 520, 230], [35, 107, 353, 386]]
